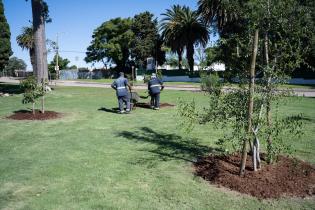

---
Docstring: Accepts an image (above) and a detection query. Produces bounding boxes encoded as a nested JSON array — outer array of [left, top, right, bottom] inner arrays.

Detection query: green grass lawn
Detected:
[[0, 84, 314, 210], [75, 78, 201, 86], [75, 78, 315, 89]]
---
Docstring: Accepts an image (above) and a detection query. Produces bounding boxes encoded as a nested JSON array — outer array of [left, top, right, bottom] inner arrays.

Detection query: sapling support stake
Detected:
[[251, 104, 264, 171], [240, 29, 259, 176], [41, 78, 45, 114]]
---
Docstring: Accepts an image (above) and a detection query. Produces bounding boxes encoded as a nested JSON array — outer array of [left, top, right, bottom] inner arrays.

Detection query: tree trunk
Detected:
[[32, 102, 35, 115], [177, 48, 183, 70], [41, 95, 45, 113], [186, 43, 194, 72], [240, 29, 259, 176], [31, 0, 48, 83], [30, 47, 36, 75]]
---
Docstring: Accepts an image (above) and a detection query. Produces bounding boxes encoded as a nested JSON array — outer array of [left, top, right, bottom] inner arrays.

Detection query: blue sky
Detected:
[[3, 0, 215, 70]]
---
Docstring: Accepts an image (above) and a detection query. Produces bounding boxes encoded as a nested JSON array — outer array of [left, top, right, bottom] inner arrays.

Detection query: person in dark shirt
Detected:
[[148, 73, 164, 110], [111, 72, 132, 113]]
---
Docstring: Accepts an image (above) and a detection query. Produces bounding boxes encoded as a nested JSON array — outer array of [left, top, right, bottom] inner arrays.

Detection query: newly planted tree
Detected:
[[20, 76, 44, 114], [178, 0, 311, 176]]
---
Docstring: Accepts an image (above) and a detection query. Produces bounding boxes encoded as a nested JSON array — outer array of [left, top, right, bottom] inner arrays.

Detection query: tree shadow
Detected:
[[299, 115, 315, 123], [0, 83, 23, 94], [116, 127, 220, 163], [13, 109, 32, 114]]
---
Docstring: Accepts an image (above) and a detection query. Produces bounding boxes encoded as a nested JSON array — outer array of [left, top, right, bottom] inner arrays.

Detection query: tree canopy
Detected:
[[5, 57, 27, 76], [16, 26, 35, 71], [131, 11, 163, 68], [85, 13, 166, 72], [48, 55, 70, 73], [160, 5, 209, 72], [85, 17, 134, 71], [0, 0, 12, 71]]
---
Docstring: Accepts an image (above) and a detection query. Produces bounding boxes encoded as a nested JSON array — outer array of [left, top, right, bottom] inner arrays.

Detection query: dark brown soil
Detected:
[[134, 102, 175, 109], [195, 154, 315, 199], [7, 110, 62, 120]]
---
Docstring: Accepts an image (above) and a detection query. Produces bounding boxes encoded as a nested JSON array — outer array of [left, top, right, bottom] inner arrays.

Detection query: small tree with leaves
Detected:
[[20, 76, 45, 114], [190, 0, 312, 176], [178, 72, 304, 174]]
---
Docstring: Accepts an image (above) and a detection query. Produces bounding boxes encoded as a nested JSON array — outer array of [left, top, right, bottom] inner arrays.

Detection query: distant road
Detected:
[[1, 77, 315, 97]]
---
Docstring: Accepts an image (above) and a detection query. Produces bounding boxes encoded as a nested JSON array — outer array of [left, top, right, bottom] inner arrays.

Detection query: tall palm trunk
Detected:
[[240, 29, 259, 176], [186, 42, 194, 72], [31, 0, 48, 83], [177, 48, 183, 70]]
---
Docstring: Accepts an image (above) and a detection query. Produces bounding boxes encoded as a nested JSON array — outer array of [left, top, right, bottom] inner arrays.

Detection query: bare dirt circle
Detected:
[[195, 154, 315, 199], [7, 110, 62, 121]]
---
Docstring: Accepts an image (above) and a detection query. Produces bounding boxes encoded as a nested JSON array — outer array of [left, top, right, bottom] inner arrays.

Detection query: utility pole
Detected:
[[55, 33, 59, 79]]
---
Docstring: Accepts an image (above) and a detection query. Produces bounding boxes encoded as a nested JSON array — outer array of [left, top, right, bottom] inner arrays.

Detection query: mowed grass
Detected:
[[76, 78, 315, 89], [76, 78, 201, 86], [0, 84, 314, 210]]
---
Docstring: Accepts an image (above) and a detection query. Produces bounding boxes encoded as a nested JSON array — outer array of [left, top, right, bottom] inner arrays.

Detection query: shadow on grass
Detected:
[[116, 127, 220, 163], [134, 103, 152, 109], [0, 83, 23, 94], [98, 107, 119, 114], [299, 115, 315, 123], [13, 109, 32, 113]]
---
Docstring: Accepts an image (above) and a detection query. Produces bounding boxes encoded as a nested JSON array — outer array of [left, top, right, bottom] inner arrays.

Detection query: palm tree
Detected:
[[177, 6, 209, 72], [161, 5, 209, 72], [16, 26, 35, 72], [197, 0, 239, 30], [160, 5, 185, 69]]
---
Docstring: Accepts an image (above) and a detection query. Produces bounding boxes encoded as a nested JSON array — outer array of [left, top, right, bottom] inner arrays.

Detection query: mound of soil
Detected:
[[135, 102, 175, 109], [195, 154, 315, 199], [7, 110, 62, 121]]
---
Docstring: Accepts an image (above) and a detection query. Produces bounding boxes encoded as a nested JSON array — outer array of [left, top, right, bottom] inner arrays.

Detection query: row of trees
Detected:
[[0, 0, 12, 72], [86, 2, 315, 76], [179, 0, 314, 176], [85, 6, 211, 73], [85, 12, 165, 73], [3, 57, 27, 76]]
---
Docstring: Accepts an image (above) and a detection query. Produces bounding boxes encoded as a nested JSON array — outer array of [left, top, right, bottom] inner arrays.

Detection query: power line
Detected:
[[59, 50, 86, 54]]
